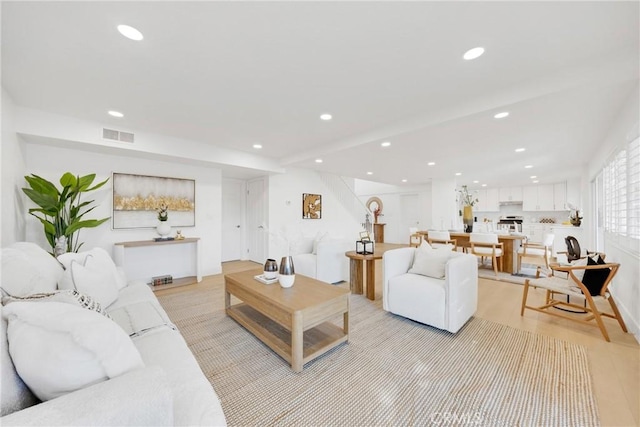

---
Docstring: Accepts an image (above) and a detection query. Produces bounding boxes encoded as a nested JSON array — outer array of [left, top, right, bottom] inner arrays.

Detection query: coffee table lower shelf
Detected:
[[226, 303, 348, 370]]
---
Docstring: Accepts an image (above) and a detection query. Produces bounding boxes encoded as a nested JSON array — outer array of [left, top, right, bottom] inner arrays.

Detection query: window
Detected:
[[599, 136, 639, 251]]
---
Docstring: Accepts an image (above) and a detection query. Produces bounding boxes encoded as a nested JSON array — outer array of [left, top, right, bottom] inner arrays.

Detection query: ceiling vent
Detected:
[[102, 128, 134, 143]]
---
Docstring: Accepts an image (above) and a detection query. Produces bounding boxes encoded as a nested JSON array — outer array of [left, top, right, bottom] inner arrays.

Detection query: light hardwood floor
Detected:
[[156, 260, 639, 427]]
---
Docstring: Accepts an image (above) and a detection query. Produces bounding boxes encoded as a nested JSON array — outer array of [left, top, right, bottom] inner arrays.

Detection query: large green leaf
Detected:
[[65, 217, 110, 235], [59, 172, 78, 188], [25, 175, 59, 197], [77, 174, 96, 191], [22, 188, 59, 210]]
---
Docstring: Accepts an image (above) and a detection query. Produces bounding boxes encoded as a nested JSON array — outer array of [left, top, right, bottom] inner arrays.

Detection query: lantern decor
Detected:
[[356, 239, 374, 255]]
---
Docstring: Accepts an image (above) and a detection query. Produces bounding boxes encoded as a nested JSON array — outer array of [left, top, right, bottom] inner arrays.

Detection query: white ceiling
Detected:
[[2, 1, 639, 187]]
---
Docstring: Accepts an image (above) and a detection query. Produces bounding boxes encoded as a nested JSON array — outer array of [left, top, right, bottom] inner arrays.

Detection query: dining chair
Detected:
[[469, 233, 503, 275], [427, 230, 457, 251], [517, 233, 554, 274]]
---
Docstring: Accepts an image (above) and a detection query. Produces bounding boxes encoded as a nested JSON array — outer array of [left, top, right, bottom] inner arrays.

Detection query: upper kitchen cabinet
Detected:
[[523, 184, 555, 211], [475, 188, 500, 212], [553, 182, 567, 211], [498, 186, 523, 203]]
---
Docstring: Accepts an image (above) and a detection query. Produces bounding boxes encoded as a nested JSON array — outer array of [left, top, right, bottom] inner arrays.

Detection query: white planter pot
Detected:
[[157, 221, 171, 237]]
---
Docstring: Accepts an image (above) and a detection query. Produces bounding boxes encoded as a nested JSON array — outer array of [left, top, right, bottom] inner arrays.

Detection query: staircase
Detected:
[[318, 172, 373, 234]]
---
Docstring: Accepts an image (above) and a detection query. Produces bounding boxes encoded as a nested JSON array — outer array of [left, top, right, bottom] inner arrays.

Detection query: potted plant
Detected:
[[156, 202, 171, 237], [22, 172, 110, 255]]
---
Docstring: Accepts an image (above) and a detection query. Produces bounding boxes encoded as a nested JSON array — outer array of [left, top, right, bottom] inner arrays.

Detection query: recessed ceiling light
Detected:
[[381, 141, 391, 147], [463, 47, 485, 60], [525, 165, 533, 169], [532, 180, 539, 183], [315, 159, 323, 163], [481, 184, 487, 187], [320, 114, 332, 121], [473, 180, 479, 184], [252, 144, 262, 149], [455, 172, 462, 176], [515, 148, 526, 152], [494, 112, 510, 119], [367, 171, 373, 175], [402, 179, 407, 183], [530, 175, 537, 179], [117, 25, 143, 41], [108, 110, 124, 118], [427, 162, 435, 166]]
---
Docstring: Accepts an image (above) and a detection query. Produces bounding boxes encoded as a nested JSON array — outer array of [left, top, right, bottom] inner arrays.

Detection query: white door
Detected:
[[221, 179, 244, 262], [400, 194, 420, 243], [246, 178, 267, 263]]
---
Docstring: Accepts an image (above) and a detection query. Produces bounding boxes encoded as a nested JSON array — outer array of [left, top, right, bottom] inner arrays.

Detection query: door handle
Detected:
[[236, 225, 241, 228], [258, 225, 264, 229]]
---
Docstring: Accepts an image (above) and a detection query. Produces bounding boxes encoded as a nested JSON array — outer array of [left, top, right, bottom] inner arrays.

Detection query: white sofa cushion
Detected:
[[3, 301, 144, 401], [1, 247, 60, 297], [0, 306, 39, 416], [58, 249, 121, 307], [386, 273, 446, 328]]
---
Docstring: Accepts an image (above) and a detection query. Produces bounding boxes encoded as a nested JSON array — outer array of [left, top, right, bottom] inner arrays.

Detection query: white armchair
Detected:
[[292, 237, 350, 284], [382, 247, 478, 333]]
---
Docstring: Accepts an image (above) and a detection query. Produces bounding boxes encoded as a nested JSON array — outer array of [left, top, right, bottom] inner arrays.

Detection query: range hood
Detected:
[[498, 201, 523, 206]]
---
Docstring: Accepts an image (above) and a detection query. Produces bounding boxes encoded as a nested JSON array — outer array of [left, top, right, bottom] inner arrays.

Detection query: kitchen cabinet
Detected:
[[475, 188, 499, 212], [523, 184, 554, 211], [498, 186, 523, 202], [553, 182, 567, 211], [522, 224, 551, 244]]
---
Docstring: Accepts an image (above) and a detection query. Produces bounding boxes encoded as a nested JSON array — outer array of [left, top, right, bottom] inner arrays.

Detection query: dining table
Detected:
[[417, 231, 526, 274]]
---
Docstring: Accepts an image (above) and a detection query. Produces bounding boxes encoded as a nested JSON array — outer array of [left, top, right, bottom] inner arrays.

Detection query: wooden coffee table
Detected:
[[224, 269, 350, 372]]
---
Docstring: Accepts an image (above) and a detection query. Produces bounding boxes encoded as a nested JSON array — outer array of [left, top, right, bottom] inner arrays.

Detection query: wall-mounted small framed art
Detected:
[[112, 172, 195, 229], [302, 193, 322, 219]]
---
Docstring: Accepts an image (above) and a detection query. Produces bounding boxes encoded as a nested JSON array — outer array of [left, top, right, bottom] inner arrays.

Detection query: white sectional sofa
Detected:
[[1, 242, 226, 426]]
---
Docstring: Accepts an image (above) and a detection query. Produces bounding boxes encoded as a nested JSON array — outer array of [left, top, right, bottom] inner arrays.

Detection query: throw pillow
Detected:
[[581, 255, 610, 296], [0, 248, 58, 298], [409, 245, 452, 279], [58, 248, 126, 291], [3, 301, 145, 402], [2, 290, 111, 319], [69, 256, 119, 307], [569, 257, 589, 282]]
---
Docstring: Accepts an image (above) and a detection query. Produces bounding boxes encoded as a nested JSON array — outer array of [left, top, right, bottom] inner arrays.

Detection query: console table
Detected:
[[113, 238, 201, 290]]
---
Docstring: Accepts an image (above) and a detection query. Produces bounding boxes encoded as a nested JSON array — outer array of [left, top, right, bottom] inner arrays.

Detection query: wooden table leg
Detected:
[[349, 258, 363, 295], [502, 240, 514, 274], [291, 311, 303, 372], [365, 259, 376, 300]]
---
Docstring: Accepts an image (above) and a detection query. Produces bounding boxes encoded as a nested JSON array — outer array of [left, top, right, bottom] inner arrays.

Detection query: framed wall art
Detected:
[[112, 173, 195, 229], [302, 193, 322, 219]]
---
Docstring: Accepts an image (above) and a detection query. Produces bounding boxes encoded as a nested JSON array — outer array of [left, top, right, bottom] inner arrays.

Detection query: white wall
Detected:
[[267, 168, 362, 261], [1, 89, 28, 245], [355, 179, 432, 243], [23, 142, 223, 277], [586, 84, 640, 339]]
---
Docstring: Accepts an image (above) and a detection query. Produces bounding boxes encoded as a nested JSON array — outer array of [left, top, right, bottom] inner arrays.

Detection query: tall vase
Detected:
[[279, 256, 295, 288], [463, 205, 473, 233]]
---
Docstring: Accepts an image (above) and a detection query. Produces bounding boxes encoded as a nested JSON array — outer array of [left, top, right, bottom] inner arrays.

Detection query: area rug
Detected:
[[157, 284, 599, 427]]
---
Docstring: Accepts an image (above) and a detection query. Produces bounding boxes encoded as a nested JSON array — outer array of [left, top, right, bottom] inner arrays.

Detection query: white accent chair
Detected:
[[469, 233, 503, 275], [427, 230, 457, 251], [517, 233, 554, 273], [382, 247, 478, 333], [292, 237, 350, 284]]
